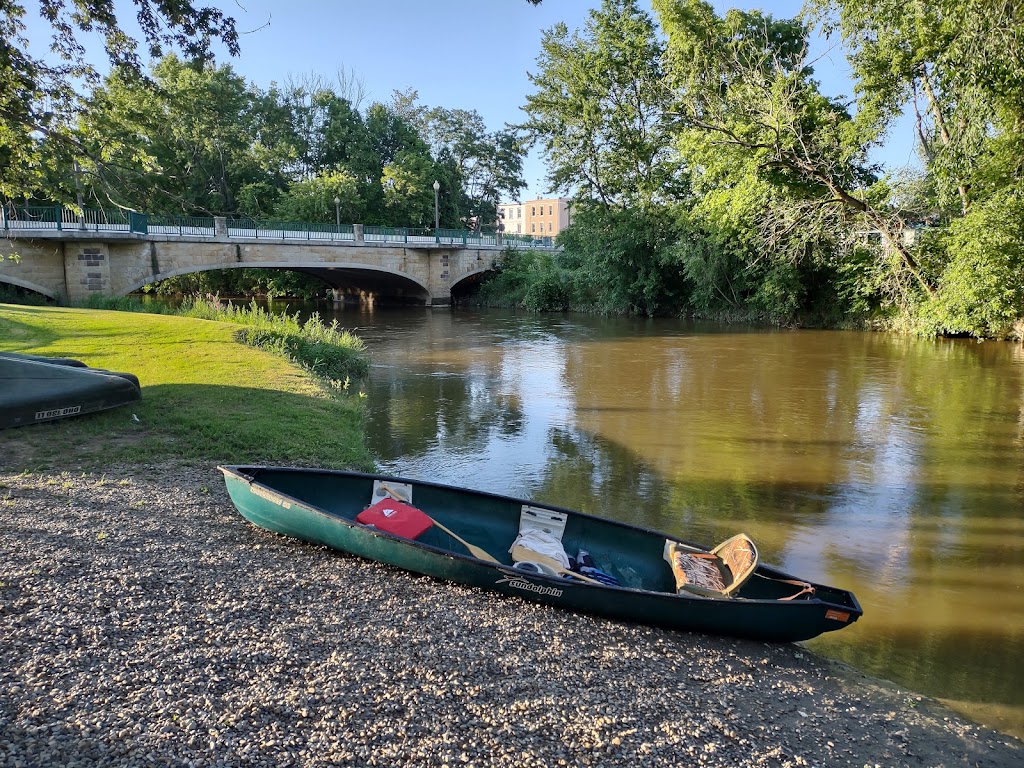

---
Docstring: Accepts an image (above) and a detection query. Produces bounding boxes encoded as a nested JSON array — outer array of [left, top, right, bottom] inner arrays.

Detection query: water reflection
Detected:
[[344, 307, 1024, 737]]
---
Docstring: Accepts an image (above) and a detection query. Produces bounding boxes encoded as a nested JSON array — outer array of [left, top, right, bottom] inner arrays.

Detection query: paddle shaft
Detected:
[[379, 483, 500, 564], [510, 545, 604, 585]]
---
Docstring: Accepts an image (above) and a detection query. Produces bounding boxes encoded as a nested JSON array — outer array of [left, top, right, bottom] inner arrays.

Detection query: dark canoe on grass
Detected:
[[219, 465, 863, 642], [0, 352, 141, 429]]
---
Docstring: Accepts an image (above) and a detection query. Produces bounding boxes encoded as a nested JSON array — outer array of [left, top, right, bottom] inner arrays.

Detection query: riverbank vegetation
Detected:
[[505, 0, 1024, 339], [0, 303, 373, 470], [2, 0, 1022, 338], [79, 294, 370, 384]]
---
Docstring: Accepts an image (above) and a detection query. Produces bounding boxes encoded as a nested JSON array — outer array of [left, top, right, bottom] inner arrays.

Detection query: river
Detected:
[[325, 305, 1024, 738]]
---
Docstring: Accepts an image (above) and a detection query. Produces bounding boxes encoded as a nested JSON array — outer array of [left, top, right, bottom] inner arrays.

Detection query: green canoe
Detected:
[[219, 465, 863, 642], [0, 352, 141, 429]]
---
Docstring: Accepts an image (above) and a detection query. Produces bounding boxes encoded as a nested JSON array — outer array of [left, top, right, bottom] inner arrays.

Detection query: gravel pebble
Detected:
[[0, 464, 1020, 768]]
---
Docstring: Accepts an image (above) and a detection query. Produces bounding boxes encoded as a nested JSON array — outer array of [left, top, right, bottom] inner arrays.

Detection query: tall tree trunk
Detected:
[[920, 65, 970, 215]]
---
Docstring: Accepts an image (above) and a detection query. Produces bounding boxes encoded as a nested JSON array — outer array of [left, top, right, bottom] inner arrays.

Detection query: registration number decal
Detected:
[[35, 406, 81, 420]]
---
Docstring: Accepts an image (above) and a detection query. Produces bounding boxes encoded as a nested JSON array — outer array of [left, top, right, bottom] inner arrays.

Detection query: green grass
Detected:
[[0, 303, 374, 471], [78, 294, 370, 383]]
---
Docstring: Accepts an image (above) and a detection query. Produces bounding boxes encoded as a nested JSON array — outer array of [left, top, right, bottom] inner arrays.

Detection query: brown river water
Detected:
[[324, 305, 1024, 738]]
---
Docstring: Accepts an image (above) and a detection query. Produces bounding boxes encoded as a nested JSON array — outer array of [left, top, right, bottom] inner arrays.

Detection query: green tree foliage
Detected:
[[478, 248, 576, 312], [522, 0, 679, 209], [1, 0, 238, 202], [812, 0, 1024, 336], [655, 0, 936, 305], [523, 0, 1014, 326], [403, 91, 527, 228], [510, 0, 689, 316], [381, 150, 436, 227], [813, 0, 1024, 214], [920, 191, 1024, 338], [12, 44, 526, 230], [76, 56, 273, 214], [559, 206, 684, 315], [275, 74, 367, 181], [273, 170, 360, 224]]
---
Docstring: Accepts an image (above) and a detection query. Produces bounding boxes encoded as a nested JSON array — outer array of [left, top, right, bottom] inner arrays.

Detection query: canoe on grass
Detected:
[[0, 352, 141, 429], [219, 465, 863, 642]]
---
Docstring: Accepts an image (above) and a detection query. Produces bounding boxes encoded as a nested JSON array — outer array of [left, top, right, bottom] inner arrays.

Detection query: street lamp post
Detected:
[[334, 196, 340, 228], [432, 180, 440, 230]]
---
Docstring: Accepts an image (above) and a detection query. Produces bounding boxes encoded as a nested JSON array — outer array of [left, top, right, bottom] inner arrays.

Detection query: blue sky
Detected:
[[25, 0, 918, 200]]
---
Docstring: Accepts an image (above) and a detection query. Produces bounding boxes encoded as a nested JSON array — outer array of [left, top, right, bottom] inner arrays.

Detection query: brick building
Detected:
[[497, 197, 570, 237]]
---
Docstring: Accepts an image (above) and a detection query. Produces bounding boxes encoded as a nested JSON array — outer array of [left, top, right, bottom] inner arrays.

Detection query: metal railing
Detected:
[[1, 205, 144, 233], [148, 215, 216, 236], [363, 225, 409, 243], [2, 204, 559, 249], [225, 219, 356, 241]]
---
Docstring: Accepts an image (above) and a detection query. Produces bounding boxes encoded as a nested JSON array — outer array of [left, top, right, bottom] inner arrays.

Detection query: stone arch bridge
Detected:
[[0, 222, 527, 305]]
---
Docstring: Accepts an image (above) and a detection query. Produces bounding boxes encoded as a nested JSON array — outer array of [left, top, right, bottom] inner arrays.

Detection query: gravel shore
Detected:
[[1, 463, 1020, 768]]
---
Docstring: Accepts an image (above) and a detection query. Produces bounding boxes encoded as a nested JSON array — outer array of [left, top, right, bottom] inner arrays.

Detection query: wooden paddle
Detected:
[[510, 544, 604, 585], [379, 483, 501, 564]]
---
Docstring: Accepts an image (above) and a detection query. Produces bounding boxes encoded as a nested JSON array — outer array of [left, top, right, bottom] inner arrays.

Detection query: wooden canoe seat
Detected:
[[663, 534, 758, 598]]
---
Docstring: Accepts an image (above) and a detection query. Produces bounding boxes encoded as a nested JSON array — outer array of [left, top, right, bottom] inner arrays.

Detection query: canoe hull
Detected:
[[220, 465, 863, 643], [0, 353, 141, 429]]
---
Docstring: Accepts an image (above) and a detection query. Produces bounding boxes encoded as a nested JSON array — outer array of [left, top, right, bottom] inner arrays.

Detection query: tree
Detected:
[[407, 95, 526, 224], [273, 170, 360, 224], [559, 205, 685, 315], [274, 73, 371, 182], [812, 0, 1024, 216], [522, 0, 679, 210], [812, 0, 1024, 336], [77, 56, 273, 215], [1, 0, 239, 202], [515, 0, 690, 316], [653, 0, 935, 309], [381, 150, 435, 227]]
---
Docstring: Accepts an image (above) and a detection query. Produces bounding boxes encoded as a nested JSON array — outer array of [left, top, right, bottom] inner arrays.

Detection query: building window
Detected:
[[531, 206, 536, 216], [517, 208, 521, 219], [531, 224, 536, 233], [549, 205, 552, 215]]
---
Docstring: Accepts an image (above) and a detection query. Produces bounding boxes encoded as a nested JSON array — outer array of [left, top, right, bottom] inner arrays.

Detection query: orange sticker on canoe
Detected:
[[825, 609, 851, 622]]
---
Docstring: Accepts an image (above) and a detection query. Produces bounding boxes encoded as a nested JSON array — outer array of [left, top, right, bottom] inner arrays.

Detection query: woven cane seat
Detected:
[[664, 533, 759, 598]]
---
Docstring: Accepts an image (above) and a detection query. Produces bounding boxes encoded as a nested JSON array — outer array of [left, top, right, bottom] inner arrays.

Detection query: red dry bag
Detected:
[[356, 499, 433, 540]]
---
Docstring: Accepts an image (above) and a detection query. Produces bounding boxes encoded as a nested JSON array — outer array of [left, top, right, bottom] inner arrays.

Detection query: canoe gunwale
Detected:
[[219, 464, 863, 617]]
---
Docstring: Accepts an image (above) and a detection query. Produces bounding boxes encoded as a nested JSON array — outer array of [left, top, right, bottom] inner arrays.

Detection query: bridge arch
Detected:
[[451, 267, 493, 289], [122, 260, 431, 302], [0, 274, 59, 300]]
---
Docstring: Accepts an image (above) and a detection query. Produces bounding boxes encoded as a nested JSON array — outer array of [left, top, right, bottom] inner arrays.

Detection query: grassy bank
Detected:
[[0, 303, 373, 471], [78, 294, 370, 384]]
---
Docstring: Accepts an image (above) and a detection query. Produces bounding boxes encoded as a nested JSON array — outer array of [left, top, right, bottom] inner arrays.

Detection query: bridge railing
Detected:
[[1, 205, 141, 233], [503, 234, 555, 249], [149, 215, 216, 236], [3, 205, 560, 249], [228, 219, 356, 241], [364, 226, 410, 243]]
